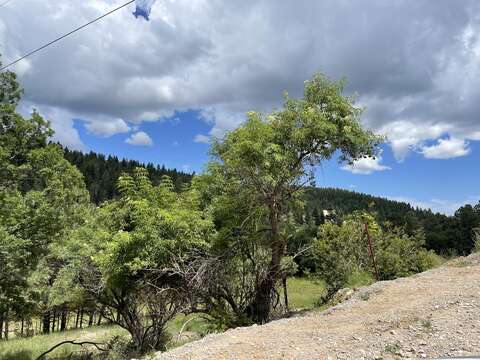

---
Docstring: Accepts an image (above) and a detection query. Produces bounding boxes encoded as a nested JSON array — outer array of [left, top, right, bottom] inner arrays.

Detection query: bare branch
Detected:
[[36, 340, 107, 360]]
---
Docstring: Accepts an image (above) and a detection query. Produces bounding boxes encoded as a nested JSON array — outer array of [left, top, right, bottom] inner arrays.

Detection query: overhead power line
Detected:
[[0, 0, 135, 71], [0, 0, 15, 8]]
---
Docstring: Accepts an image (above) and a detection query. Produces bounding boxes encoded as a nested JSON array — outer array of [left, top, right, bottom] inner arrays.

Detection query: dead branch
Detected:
[[35, 340, 107, 360]]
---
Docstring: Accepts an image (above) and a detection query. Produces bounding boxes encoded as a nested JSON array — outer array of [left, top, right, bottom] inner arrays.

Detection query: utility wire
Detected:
[[0, 0, 135, 71], [0, 0, 15, 8]]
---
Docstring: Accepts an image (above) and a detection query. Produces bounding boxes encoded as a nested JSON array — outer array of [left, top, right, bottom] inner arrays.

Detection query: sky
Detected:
[[1, 0, 480, 214]]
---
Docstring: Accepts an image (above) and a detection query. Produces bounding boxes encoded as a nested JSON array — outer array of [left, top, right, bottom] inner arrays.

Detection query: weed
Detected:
[[384, 342, 402, 355], [420, 318, 433, 331], [360, 292, 371, 301], [451, 259, 472, 268]]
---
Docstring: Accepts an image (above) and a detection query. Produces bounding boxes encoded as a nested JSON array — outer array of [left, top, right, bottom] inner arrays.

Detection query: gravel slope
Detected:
[[153, 253, 480, 360]]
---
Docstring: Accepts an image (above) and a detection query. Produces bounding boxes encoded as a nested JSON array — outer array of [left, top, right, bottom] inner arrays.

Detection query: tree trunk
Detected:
[[42, 311, 50, 334], [51, 309, 56, 333], [79, 308, 84, 328], [123, 312, 167, 352], [21, 318, 24, 337], [0, 314, 3, 340], [4, 314, 8, 340], [60, 308, 67, 331], [88, 310, 94, 327], [248, 205, 283, 323], [283, 276, 289, 312], [75, 308, 80, 329]]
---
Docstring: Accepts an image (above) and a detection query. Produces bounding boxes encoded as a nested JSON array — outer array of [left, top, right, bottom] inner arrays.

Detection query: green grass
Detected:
[[0, 316, 211, 359], [284, 277, 326, 309], [0, 324, 127, 359], [346, 269, 375, 288], [167, 314, 209, 334], [0, 277, 329, 358]]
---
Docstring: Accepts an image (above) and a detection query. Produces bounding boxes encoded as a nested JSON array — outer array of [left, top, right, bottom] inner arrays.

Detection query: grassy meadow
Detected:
[[0, 277, 327, 359]]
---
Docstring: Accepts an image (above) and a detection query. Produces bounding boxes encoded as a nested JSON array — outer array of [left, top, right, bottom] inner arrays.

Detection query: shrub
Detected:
[[312, 220, 367, 296], [312, 212, 441, 295]]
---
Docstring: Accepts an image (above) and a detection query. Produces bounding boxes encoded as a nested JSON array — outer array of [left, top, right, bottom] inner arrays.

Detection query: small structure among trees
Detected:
[[322, 209, 337, 223]]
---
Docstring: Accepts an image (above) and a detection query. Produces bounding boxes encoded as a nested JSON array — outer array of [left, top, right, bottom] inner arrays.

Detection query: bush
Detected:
[[473, 227, 480, 253], [312, 212, 441, 295], [105, 336, 135, 360], [376, 227, 442, 280], [312, 220, 367, 296], [346, 268, 374, 288]]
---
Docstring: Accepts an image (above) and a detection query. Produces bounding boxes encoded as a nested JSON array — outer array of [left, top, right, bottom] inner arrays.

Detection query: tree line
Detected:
[[1, 63, 479, 357], [304, 187, 480, 256], [63, 149, 192, 203], [64, 150, 480, 257]]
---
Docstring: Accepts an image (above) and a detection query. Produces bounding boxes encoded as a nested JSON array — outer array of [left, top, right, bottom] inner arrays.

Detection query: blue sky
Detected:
[[73, 110, 211, 174], [74, 109, 480, 215], [2, 0, 480, 214]]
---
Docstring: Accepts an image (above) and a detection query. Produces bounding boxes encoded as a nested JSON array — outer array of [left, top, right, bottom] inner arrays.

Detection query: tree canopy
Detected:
[[203, 73, 383, 322], [0, 64, 89, 331]]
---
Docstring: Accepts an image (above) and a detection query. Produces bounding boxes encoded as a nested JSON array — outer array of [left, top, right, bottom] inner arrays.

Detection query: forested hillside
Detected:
[[63, 148, 193, 203], [304, 188, 479, 255], [62, 149, 432, 222], [62, 150, 479, 255], [305, 187, 415, 222]]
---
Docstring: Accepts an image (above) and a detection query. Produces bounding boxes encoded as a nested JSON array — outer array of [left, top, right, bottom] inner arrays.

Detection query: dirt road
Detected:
[[154, 254, 480, 360]]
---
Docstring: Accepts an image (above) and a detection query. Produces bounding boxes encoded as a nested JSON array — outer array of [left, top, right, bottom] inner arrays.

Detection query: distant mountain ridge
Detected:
[[303, 187, 460, 253], [63, 148, 478, 255], [63, 148, 193, 203]]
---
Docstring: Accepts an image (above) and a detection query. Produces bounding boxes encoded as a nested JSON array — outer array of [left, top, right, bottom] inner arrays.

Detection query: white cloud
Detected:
[[342, 155, 391, 175], [170, 117, 181, 126], [84, 118, 130, 137], [200, 107, 245, 139], [379, 120, 452, 162], [421, 138, 470, 159], [12, 59, 32, 76], [388, 195, 480, 215], [194, 134, 210, 144], [125, 131, 153, 146], [18, 102, 85, 150]]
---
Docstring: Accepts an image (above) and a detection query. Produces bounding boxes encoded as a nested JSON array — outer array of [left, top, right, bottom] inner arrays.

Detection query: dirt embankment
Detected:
[[153, 254, 480, 360]]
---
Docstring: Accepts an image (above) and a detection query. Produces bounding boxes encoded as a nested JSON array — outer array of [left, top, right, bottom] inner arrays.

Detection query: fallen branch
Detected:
[[35, 340, 107, 360], [178, 315, 199, 336]]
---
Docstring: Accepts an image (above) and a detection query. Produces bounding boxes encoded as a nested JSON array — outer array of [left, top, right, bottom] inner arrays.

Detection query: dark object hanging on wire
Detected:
[[133, 0, 156, 20], [0, 0, 136, 72]]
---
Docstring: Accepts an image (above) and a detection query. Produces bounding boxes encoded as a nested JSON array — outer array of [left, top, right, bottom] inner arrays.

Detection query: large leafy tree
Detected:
[[0, 58, 22, 106], [0, 63, 89, 336], [206, 74, 382, 323], [62, 169, 214, 353]]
